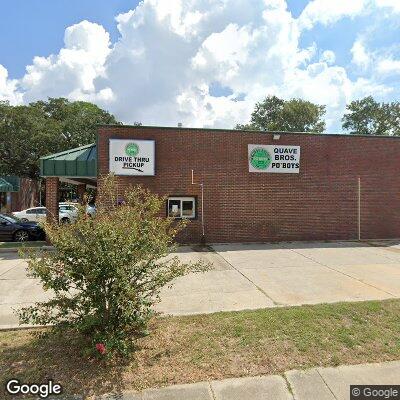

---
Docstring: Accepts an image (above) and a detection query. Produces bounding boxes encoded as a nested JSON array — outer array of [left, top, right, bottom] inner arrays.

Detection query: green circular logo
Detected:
[[125, 143, 139, 157], [250, 147, 271, 170]]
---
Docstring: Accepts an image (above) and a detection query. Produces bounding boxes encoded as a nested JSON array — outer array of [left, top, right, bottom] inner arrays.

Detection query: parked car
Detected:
[[13, 203, 95, 224], [59, 202, 96, 218], [86, 204, 96, 217], [12, 207, 47, 222], [58, 203, 78, 223], [0, 213, 45, 242], [12, 207, 73, 223], [59, 203, 96, 219]]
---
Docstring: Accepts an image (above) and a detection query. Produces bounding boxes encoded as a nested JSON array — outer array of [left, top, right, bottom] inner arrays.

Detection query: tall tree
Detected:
[[0, 101, 61, 179], [236, 95, 326, 133], [342, 96, 400, 136], [31, 98, 121, 148], [0, 98, 121, 179]]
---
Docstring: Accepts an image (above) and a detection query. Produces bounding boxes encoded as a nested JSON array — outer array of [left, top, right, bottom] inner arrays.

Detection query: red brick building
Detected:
[[0, 176, 40, 213], [42, 125, 400, 243]]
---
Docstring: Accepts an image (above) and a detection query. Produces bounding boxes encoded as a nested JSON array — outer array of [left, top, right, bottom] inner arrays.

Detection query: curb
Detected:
[[0, 246, 54, 254], [18, 360, 400, 400], [0, 324, 49, 331]]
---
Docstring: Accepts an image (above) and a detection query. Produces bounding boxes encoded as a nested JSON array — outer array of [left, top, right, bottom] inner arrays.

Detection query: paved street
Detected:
[[96, 360, 400, 399], [1, 240, 400, 327]]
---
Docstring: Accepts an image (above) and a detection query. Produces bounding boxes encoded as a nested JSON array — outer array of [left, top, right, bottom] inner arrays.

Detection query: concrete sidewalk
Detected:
[[96, 360, 400, 400], [2, 240, 400, 328], [158, 240, 400, 315]]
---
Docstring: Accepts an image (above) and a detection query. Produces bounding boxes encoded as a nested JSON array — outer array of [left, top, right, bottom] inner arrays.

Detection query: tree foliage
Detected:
[[236, 95, 326, 133], [0, 98, 120, 178], [0, 101, 61, 178], [31, 98, 120, 148], [19, 176, 211, 356], [342, 96, 400, 136]]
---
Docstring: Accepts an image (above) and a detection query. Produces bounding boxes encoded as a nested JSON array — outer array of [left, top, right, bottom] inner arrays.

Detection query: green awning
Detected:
[[40, 143, 97, 178], [0, 176, 20, 192]]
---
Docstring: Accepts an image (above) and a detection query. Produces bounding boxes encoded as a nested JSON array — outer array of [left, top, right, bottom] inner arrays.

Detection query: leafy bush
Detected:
[[19, 175, 211, 356]]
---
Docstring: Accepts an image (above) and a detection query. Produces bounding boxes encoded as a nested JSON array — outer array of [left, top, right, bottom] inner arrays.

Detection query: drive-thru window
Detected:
[[168, 197, 196, 219]]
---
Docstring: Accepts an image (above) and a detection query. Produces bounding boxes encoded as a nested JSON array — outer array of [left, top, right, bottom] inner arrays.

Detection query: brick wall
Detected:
[[10, 178, 40, 212], [45, 177, 59, 224], [76, 184, 86, 204], [97, 126, 400, 243]]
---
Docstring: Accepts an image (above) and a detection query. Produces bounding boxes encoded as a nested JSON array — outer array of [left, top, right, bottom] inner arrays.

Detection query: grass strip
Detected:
[[1, 299, 399, 398]]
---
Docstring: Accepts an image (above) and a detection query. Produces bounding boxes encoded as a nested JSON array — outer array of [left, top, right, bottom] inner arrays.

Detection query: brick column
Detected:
[[46, 177, 59, 224], [76, 184, 86, 204]]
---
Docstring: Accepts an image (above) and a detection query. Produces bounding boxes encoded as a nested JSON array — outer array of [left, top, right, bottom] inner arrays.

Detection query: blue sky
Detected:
[[0, 0, 137, 78], [0, 0, 399, 132]]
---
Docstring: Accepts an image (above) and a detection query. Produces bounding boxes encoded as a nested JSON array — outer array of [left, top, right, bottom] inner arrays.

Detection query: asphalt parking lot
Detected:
[[1, 240, 400, 327]]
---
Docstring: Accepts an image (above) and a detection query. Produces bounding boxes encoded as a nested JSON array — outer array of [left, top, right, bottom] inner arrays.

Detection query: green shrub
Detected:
[[19, 175, 211, 356]]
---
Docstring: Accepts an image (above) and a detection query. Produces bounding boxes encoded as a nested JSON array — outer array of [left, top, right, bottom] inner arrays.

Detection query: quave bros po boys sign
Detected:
[[248, 144, 300, 173]]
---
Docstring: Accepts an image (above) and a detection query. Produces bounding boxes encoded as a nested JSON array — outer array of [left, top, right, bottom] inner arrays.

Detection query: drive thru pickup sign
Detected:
[[248, 144, 300, 173], [109, 139, 155, 176]]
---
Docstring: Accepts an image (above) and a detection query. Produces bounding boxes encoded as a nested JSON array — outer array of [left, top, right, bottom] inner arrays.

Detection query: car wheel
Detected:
[[14, 230, 29, 242], [61, 217, 70, 224], [20, 218, 29, 222]]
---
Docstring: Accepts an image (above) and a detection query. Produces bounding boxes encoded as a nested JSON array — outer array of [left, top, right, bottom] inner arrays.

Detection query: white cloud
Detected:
[[94, 0, 374, 131], [351, 77, 393, 98], [0, 0, 399, 133], [20, 20, 111, 103], [93, 0, 303, 126], [298, 0, 368, 30], [351, 39, 371, 68], [320, 50, 336, 65], [375, 0, 400, 12], [0, 65, 22, 105], [377, 59, 400, 75], [350, 32, 400, 91]]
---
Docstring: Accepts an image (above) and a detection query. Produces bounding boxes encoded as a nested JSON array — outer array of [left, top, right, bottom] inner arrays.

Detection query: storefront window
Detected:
[[167, 197, 195, 219]]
